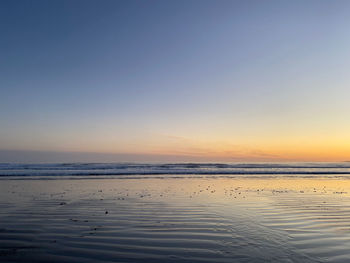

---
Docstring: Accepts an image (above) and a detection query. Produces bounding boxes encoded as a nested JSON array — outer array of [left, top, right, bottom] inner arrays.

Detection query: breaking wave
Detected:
[[1, 162, 350, 179]]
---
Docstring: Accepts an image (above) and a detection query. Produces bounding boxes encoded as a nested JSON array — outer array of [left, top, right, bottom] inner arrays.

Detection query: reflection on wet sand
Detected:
[[1, 178, 350, 262]]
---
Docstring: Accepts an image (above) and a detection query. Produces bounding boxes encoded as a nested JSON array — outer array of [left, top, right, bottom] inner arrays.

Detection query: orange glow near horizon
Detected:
[[39, 134, 350, 162], [3, 127, 350, 162]]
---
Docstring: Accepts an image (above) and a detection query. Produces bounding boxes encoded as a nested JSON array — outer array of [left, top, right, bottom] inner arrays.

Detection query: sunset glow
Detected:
[[1, 0, 350, 162]]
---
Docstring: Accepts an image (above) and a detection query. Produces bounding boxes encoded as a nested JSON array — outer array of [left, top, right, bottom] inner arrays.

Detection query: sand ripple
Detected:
[[2, 178, 350, 262]]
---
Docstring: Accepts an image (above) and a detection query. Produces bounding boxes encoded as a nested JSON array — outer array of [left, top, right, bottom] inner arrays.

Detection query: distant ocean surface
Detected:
[[1, 162, 350, 179]]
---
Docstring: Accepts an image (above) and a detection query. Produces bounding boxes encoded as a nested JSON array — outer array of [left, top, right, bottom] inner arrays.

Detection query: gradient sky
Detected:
[[1, 0, 350, 162]]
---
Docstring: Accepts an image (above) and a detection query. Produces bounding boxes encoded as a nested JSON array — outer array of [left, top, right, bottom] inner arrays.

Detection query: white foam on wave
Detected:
[[1, 162, 350, 179]]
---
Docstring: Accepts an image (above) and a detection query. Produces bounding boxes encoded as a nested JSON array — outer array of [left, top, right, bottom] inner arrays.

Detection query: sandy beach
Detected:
[[1, 177, 350, 262]]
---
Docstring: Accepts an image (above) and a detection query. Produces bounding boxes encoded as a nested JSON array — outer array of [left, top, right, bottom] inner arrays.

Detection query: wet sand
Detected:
[[1, 177, 350, 262]]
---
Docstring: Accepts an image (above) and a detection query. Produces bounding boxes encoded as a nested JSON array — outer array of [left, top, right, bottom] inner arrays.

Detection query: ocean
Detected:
[[1, 162, 350, 178]]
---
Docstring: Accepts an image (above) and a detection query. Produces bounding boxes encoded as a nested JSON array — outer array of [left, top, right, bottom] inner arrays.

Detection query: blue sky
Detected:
[[1, 0, 350, 162]]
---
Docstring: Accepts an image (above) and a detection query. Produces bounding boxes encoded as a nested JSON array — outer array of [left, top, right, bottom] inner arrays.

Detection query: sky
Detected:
[[1, 0, 350, 162]]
